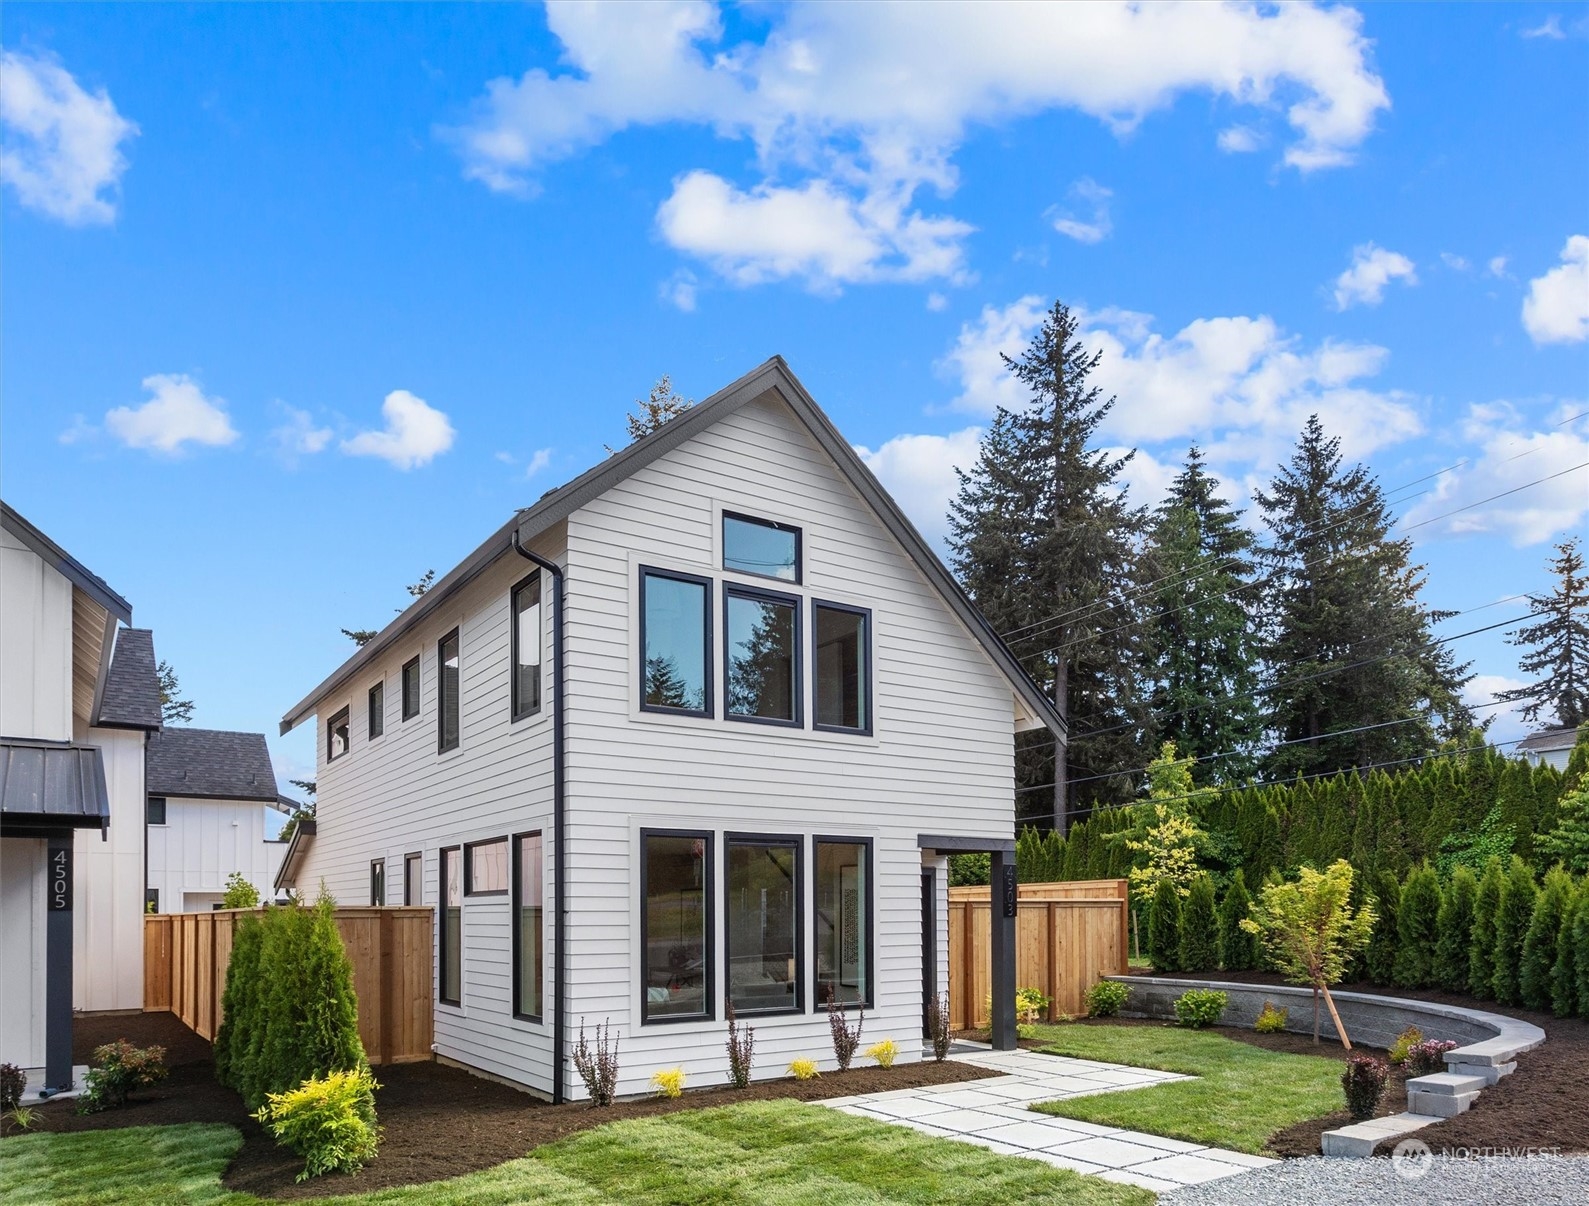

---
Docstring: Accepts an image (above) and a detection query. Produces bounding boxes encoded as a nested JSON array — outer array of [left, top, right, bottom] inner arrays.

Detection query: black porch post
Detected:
[[989, 847, 1017, 1051], [45, 831, 75, 1093]]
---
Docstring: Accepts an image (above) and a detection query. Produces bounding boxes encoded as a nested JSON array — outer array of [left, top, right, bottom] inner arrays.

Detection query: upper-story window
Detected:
[[327, 706, 350, 761], [723, 512, 800, 583], [438, 630, 460, 752], [725, 585, 800, 725], [640, 568, 711, 716], [368, 681, 385, 740], [512, 574, 542, 721], [401, 656, 420, 721], [813, 602, 870, 734]]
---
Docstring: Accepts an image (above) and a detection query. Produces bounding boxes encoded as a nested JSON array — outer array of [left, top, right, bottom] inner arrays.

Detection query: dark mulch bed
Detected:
[[13, 1011, 997, 1199], [1128, 968, 1589, 1156]]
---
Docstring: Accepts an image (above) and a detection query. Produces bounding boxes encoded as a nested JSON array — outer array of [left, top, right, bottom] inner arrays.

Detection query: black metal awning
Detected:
[[0, 740, 111, 836]]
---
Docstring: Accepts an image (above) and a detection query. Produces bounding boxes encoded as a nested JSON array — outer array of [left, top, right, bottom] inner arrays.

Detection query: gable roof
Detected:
[[2, 501, 132, 625], [1518, 726, 1580, 754], [147, 727, 279, 801], [96, 628, 164, 730], [280, 358, 1065, 740]]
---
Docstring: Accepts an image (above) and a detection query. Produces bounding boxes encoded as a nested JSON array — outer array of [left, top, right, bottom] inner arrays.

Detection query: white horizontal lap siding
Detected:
[[560, 393, 1015, 1097]]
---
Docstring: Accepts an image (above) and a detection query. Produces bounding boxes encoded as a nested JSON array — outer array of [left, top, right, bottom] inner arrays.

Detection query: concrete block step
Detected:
[[1446, 1059, 1514, 1085], [1321, 1112, 1440, 1158], [1408, 1089, 1478, 1118], [1405, 1071, 1487, 1096]]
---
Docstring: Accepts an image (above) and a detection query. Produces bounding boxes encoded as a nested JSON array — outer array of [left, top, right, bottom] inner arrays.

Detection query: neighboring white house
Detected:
[[277, 359, 1063, 1102], [1518, 725, 1580, 773], [145, 728, 288, 912], [1, 503, 162, 1088]]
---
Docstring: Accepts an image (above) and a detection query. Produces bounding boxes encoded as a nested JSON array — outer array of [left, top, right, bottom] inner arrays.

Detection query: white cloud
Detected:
[[525, 447, 554, 478], [1521, 16, 1565, 40], [662, 271, 699, 311], [1332, 243, 1417, 310], [926, 292, 948, 312], [268, 404, 333, 463], [1440, 252, 1470, 272], [102, 374, 238, 454], [1217, 124, 1263, 153], [450, 2, 1388, 289], [937, 295, 1049, 415], [1402, 402, 1589, 545], [1049, 177, 1113, 244], [1521, 235, 1589, 345], [0, 50, 137, 225], [1466, 673, 1532, 746], [855, 427, 984, 547], [341, 390, 456, 470], [1488, 255, 1510, 278]]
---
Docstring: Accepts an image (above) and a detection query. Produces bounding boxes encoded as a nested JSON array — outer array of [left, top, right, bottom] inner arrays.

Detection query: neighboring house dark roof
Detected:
[[2, 501, 132, 625], [280, 357, 1067, 740], [147, 727, 279, 801], [0, 739, 111, 834], [1518, 726, 1580, 753], [95, 628, 163, 730]]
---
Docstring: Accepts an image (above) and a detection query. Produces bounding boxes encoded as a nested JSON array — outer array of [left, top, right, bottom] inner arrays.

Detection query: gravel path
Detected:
[[1162, 1154, 1589, 1204]]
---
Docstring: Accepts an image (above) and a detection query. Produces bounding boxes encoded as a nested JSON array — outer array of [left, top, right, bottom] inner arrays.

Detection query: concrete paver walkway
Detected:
[[819, 1046, 1276, 1193]]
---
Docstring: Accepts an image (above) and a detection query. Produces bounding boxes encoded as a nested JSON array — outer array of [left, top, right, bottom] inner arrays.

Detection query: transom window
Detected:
[[641, 831, 712, 1021], [438, 629, 460, 752], [640, 568, 711, 716], [401, 656, 420, 720], [814, 603, 870, 734], [723, 512, 800, 582], [725, 586, 800, 725], [512, 574, 542, 721], [327, 706, 350, 762], [726, 835, 801, 1015], [465, 837, 509, 895]]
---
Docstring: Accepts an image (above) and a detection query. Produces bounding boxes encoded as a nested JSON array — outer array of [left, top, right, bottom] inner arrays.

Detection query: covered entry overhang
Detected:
[[919, 833, 1018, 1051]]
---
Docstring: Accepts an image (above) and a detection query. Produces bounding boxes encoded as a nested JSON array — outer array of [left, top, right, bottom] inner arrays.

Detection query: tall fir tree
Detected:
[[1434, 865, 1479, 992], [1140, 448, 1263, 782], [1468, 857, 1506, 1000], [949, 301, 1146, 830], [1497, 537, 1589, 729], [1254, 416, 1475, 779]]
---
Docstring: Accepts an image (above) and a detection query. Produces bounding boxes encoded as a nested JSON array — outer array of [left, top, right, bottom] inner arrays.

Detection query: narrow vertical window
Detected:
[[147, 796, 167, 826], [403, 852, 423, 906], [438, 629, 460, 752], [401, 656, 421, 720], [813, 603, 870, 733], [726, 835, 801, 1015], [639, 568, 711, 716], [512, 574, 542, 720], [145, 888, 160, 914], [368, 681, 385, 740], [370, 859, 386, 906], [725, 587, 800, 724], [440, 846, 462, 1005], [641, 831, 711, 1021], [815, 839, 871, 1008], [722, 512, 801, 582], [327, 706, 350, 761], [513, 832, 544, 1020]]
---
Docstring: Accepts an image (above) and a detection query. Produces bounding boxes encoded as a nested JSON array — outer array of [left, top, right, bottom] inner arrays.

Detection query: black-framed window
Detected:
[[815, 838, 873, 1008], [368, 681, 385, 740], [512, 574, 542, 721], [726, 834, 802, 1016], [438, 629, 460, 752], [401, 656, 421, 720], [327, 706, 350, 762], [723, 511, 801, 583], [640, 568, 711, 716], [145, 888, 160, 914], [641, 830, 712, 1022], [513, 832, 544, 1021], [465, 837, 509, 896], [404, 852, 423, 906], [370, 858, 386, 906], [813, 602, 871, 734], [147, 796, 167, 826], [440, 846, 462, 1005], [725, 585, 801, 725]]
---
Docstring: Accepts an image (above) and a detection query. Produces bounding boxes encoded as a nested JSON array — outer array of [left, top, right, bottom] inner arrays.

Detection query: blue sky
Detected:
[[4, 2, 1586, 806]]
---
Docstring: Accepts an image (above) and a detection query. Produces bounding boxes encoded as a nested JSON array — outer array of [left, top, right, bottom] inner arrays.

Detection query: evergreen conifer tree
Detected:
[[1496, 537, 1589, 729], [1573, 882, 1589, 1018], [1217, 870, 1258, 971], [1550, 882, 1582, 1017], [1536, 778, 1589, 874], [1469, 857, 1506, 999], [1492, 858, 1538, 1005], [1178, 874, 1220, 971], [1148, 877, 1183, 972], [1434, 866, 1479, 993], [1365, 871, 1400, 984], [1394, 865, 1442, 988], [1519, 867, 1574, 1011], [214, 913, 263, 1090]]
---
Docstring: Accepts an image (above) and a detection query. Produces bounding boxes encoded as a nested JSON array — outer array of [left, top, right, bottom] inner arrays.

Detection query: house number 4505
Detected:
[[49, 848, 72, 911]]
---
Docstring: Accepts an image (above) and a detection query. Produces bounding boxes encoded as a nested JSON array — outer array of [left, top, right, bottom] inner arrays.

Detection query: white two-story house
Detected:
[[277, 359, 1063, 1102]]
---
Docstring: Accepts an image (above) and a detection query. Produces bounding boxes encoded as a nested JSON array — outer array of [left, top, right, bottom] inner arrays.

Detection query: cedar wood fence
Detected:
[[946, 879, 1129, 1028], [143, 907, 434, 1065]]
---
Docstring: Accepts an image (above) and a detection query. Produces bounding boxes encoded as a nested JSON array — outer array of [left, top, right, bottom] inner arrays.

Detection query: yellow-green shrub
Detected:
[[788, 1058, 820, 1080], [1387, 1026, 1422, 1064], [650, 1067, 685, 1099], [1254, 1001, 1289, 1034], [252, 1068, 380, 1182], [864, 1039, 897, 1069]]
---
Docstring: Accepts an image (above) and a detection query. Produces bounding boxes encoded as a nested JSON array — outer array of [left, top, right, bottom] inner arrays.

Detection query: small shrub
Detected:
[[253, 1067, 380, 1182], [1387, 1026, 1423, 1065], [5, 1105, 36, 1131], [1341, 1054, 1389, 1120], [865, 1039, 897, 1069], [926, 991, 951, 1061], [1403, 1039, 1459, 1078], [221, 871, 261, 910], [649, 1068, 685, 1099], [1172, 988, 1227, 1029], [79, 1041, 168, 1113], [788, 1059, 820, 1080], [1085, 980, 1130, 1018], [725, 1004, 755, 1089], [1254, 1001, 1289, 1034], [825, 984, 863, 1071], [0, 1063, 25, 1111], [572, 1019, 619, 1106]]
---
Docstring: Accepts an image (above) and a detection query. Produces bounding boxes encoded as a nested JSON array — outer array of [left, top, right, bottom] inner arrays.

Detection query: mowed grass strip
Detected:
[[0, 1101, 1151, 1206], [1025, 1022, 1344, 1154]]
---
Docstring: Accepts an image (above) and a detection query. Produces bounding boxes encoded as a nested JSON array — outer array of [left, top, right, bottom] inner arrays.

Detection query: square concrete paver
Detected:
[[976, 1119, 1102, 1150], [927, 1087, 1018, 1109], [925, 1107, 1025, 1133], [858, 1096, 957, 1120], [1043, 1135, 1170, 1168], [1196, 1148, 1277, 1168], [1131, 1153, 1251, 1184], [1098, 1167, 1183, 1193]]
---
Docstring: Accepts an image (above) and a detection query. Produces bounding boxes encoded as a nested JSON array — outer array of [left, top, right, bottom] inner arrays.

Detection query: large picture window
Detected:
[[726, 835, 801, 1015], [440, 846, 462, 1005], [815, 839, 871, 1008], [814, 603, 870, 734], [640, 569, 711, 716], [725, 586, 800, 725], [513, 832, 544, 1021], [723, 512, 800, 582], [512, 574, 542, 720], [438, 629, 460, 752], [327, 706, 350, 762], [641, 830, 711, 1021]]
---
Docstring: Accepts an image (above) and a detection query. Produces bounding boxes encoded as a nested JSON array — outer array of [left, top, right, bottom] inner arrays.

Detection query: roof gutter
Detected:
[[514, 530, 567, 1105]]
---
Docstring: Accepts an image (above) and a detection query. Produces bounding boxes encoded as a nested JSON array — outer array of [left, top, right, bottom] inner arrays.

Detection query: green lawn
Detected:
[[0, 1100, 1152, 1206], [1026, 1023, 1343, 1154]]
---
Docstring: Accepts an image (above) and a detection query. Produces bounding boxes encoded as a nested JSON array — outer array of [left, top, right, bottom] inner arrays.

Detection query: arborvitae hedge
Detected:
[[1554, 882, 1584, 1017], [1492, 858, 1538, 1006], [1365, 871, 1400, 986], [1178, 875, 1219, 972], [215, 913, 264, 1091], [1519, 867, 1573, 1011], [1147, 878, 1182, 973], [1434, 866, 1478, 993], [1573, 883, 1589, 1016], [1469, 857, 1505, 999], [1393, 865, 1442, 989], [1217, 870, 1258, 971]]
